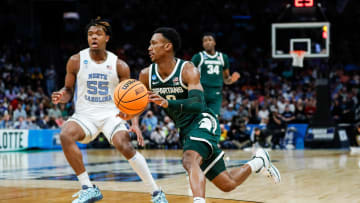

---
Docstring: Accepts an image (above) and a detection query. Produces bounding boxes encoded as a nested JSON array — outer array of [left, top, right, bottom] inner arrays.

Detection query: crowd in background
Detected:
[[1, 37, 360, 149], [1, 0, 360, 149]]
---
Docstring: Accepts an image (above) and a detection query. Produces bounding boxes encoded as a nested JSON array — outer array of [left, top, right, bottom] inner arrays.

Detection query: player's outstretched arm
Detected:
[[51, 54, 79, 104]]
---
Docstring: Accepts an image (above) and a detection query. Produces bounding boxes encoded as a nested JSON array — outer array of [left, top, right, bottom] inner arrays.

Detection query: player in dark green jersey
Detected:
[[121, 27, 280, 203], [192, 33, 240, 116]]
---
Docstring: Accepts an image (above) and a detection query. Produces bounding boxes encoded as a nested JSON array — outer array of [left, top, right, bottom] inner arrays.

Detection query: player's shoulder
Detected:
[[182, 60, 198, 73], [218, 51, 228, 58], [69, 53, 80, 62], [194, 51, 202, 56], [140, 65, 151, 76], [116, 58, 129, 68]]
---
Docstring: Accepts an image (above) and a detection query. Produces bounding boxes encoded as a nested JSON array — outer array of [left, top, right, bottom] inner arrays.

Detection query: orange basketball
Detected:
[[113, 79, 148, 115]]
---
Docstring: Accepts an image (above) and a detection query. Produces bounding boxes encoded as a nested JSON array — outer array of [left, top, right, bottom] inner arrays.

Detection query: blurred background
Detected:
[[0, 0, 359, 151]]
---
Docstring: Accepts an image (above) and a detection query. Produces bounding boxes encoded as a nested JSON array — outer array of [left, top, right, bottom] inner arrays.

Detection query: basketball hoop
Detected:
[[290, 50, 306, 67]]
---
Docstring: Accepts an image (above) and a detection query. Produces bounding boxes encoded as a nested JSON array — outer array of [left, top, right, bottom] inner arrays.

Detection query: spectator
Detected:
[[281, 105, 296, 124], [59, 103, 69, 118], [331, 99, 342, 123], [258, 105, 270, 124], [45, 65, 57, 96], [55, 116, 65, 128], [150, 126, 166, 146], [27, 116, 39, 129], [222, 103, 237, 121], [295, 99, 307, 123], [37, 115, 50, 129], [267, 108, 286, 149], [141, 110, 158, 132], [238, 104, 249, 122], [166, 129, 180, 149], [304, 98, 316, 120], [35, 102, 46, 118], [253, 127, 271, 148], [13, 103, 27, 121], [13, 116, 29, 129], [0, 113, 13, 128], [48, 104, 62, 119]]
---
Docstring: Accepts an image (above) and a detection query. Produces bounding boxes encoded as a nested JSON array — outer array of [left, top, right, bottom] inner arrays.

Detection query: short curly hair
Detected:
[[85, 16, 112, 37]]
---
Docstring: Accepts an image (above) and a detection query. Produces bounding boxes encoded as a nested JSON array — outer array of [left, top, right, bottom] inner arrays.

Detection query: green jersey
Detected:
[[149, 58, 196, 128], [192, 51, 230, 88]]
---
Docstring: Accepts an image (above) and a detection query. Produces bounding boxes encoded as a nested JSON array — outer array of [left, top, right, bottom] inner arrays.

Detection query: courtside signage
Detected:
[[0, 129, 28, 152]]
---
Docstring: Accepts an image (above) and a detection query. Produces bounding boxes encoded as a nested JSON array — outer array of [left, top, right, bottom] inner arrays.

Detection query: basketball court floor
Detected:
[[0, 149, 359, 202]]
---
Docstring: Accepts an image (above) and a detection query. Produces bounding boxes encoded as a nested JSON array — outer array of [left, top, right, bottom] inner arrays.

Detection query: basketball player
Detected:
[[132, 27, 280, 203], [51, 18, 168, 203], [191, 33, 240, 116]]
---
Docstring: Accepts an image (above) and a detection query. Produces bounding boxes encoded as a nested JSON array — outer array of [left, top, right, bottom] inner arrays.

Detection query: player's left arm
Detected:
[[116, 59, 144, 146], [222, 53, 240, 85], [148, 62, 206, 113]]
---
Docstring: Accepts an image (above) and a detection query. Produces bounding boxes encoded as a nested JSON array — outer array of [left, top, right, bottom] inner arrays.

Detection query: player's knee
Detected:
[[182, 158, 192, 171], [182, 152, 201, 171], [112, 132, 131, 152], [60, 128, 80, 143]]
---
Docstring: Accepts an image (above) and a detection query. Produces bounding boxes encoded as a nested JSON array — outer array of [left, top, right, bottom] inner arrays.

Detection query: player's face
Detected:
[[202, 36, 216, 52], [87, 25, 109, 51], [148, 33, 171, 62]]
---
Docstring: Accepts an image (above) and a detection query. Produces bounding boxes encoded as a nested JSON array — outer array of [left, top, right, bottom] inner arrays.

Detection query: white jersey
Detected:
[[75, 48, 119, 116]]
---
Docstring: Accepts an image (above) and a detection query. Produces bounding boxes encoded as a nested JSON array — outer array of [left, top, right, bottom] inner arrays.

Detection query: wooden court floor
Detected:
[[0, 149, 359, 202]]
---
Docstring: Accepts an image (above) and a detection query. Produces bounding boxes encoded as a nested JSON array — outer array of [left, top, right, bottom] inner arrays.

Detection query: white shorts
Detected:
[[66, 112, 128, 144]]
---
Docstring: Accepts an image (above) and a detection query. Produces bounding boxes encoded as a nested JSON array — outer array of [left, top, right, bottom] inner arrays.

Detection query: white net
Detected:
[[290, 51, 305, 67]]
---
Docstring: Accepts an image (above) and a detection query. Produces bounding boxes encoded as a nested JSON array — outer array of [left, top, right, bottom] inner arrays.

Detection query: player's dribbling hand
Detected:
[[231, 72, 240, 83], [129, 125, 144, 147], [51, 91, 64, 104], [148, 91, 168, 108]]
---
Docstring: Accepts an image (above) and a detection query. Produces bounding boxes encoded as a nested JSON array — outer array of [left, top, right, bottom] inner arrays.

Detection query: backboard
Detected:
[[272, 22, 330, 59]]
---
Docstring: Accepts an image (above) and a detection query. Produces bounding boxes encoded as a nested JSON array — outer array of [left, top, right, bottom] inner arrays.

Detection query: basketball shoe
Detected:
[[72, 185, 103, 203], [151, 189, 168, 203], [253, 148, 281, 184]]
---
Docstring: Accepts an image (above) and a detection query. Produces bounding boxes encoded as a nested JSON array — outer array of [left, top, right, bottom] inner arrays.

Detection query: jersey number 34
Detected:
[[207, 65, 220, 75]]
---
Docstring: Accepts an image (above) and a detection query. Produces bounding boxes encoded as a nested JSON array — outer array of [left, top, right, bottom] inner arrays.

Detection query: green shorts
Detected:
[[181, 112, 226, 180], [203, 86, 222, 116]]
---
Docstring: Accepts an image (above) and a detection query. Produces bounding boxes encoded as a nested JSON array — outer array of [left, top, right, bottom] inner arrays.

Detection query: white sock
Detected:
[[77, 171, 92, 188], [128, 151, 159, 193], [194, 197, 206, 203], [246, 157, 264, 173]]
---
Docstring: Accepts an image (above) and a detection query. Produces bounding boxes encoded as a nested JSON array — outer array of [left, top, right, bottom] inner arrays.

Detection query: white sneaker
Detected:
[[254, 148, 281, 184], [253, 148, 271, 173]]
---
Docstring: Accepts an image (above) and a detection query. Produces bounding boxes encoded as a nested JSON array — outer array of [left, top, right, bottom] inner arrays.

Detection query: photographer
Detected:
[[150, 125, 166, 147]]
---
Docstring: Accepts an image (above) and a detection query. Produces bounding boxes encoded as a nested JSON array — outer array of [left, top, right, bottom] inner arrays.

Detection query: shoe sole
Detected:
[[268, 164, 281, 184], [85, 194, 103, 203]]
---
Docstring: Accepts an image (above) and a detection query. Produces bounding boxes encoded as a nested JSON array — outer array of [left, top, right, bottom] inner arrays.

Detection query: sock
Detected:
[[77, 171, 93, 188], [246, 157, 264, 173], [194, 197, 206, 203], [128, 151, 159, 193]]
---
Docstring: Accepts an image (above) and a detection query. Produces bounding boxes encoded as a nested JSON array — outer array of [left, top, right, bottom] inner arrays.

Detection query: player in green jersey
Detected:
[[120, 27, 280, 203], [192, 32, 240, 116]]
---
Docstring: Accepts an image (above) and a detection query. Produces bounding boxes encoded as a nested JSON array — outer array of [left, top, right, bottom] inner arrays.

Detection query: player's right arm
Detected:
[[51, 54, 79, 104]]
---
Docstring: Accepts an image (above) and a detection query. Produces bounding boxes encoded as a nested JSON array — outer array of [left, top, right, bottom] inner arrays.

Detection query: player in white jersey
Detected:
[[51, 17, 168, 203]]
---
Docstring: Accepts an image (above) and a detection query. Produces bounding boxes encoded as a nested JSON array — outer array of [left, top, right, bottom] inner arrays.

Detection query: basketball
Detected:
[[113, 79, 148, 115]]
